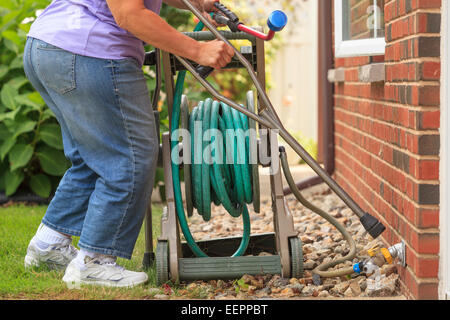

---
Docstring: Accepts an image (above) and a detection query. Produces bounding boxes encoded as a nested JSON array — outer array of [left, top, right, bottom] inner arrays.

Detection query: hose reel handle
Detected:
[[214, 2, 239, 24], [195, 65, 215, 79]]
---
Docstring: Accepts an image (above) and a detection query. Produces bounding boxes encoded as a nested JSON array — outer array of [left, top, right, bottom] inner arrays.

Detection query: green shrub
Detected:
[[281, 131, 318, 165], [0, 2, 187, 199], [0, 1, 293, 199], [0, 0, 70, 198]]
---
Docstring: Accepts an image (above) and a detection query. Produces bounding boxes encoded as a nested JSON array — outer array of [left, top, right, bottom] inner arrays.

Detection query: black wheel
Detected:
[[290, 237, 304, 278], [156, 241, 169, 285]]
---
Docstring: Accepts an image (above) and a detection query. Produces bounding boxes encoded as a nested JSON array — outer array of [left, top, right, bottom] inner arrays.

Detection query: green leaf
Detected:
[[0, 135, 16, 161], [28, 91, 45, 106], [29, 173, 51, 198], [0, 83, 18, 110], [2, 30, 21, 46], [41, 108, 55, 121], [0, 107, 20, 121], [7, 77, 28, 90], [0, 10, 21, 33], [37, 145, 70, 176], [14, 93, 43, 111], [0, 161, 7, 191], [4, 169, 24, 196], [39, 123, 63, 150], [154, 167, 165, 186], [3, 38, 18, 54], [0, 124, 10, 140], [9, 54, 23, 69], [12, 120, 36, 139], [0, 65, 8, 80], [8, 143, 33, 171]]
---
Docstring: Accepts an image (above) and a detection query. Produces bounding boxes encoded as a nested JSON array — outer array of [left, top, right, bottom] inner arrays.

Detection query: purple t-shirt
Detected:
[[28, 0, 162, 66]]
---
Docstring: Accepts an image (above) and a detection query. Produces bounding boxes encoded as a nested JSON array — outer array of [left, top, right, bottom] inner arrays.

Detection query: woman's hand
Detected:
[[164, 0, 222, 27], [190, 0, 222, 27], [189, 0, 219, 13], [180, 1, 234, 68], [201, 0, 220, 12], [195, 39, 234, 69]]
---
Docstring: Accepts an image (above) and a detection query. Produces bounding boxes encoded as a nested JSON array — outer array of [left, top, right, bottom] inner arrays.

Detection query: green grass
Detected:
[[0, 203, 168, 300]]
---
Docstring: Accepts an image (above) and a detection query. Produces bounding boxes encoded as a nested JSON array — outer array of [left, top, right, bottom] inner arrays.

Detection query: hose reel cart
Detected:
[[157, 29, 302, 283], [143, 0, 388, 286]]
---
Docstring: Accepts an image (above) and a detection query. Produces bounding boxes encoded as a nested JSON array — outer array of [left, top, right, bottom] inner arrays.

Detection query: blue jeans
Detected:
[[23, 38, 159, 259]]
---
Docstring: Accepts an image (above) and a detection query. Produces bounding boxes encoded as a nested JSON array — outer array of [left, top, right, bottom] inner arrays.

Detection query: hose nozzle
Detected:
[[360, 212, 386, 239]]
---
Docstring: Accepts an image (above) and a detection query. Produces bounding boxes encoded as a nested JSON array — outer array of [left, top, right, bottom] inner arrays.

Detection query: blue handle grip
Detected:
[[267, 10, 288, 32]]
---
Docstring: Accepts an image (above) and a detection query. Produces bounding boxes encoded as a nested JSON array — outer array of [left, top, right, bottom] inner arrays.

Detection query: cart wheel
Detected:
[[156, 241, 169, 285], [290, 237, 304, 278]]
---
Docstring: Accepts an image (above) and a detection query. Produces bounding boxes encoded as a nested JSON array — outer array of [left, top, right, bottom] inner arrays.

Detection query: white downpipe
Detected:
[[440, 0, 450, 300]]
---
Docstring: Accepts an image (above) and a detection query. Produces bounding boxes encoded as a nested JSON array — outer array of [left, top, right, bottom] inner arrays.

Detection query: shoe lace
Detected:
[[53, 239, 78, 258], [96, 255, 125, 271]]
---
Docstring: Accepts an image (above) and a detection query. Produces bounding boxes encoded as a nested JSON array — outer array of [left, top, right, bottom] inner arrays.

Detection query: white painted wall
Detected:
[[268, 0, 319, 164]]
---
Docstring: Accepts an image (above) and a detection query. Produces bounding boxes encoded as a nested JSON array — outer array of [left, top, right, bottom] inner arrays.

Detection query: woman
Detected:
[[23, 0, 234, 288]]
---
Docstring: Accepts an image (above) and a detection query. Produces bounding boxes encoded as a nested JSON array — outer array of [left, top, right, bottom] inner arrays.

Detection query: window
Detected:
[[334, 0, 386, 57]]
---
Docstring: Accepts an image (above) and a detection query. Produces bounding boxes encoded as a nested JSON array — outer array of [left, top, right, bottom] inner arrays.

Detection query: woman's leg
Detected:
[[28, 39, 159, 260], [24, 38, 98, 237]]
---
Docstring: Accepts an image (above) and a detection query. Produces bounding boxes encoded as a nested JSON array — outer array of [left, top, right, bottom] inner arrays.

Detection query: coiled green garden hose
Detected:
[[170, 20, 252, 258], [171, 98, 253, 258]]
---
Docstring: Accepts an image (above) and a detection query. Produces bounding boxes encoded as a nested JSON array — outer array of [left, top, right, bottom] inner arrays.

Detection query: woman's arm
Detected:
[[163, 0, 218, 12], [162, 0, 188, 10], [106, 0, 233, 69]]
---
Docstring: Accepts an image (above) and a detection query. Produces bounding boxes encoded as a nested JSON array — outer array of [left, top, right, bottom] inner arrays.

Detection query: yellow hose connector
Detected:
[[367, 245, 380, 257], [367, 245, 393, 265], [380, 248, 393, 264]]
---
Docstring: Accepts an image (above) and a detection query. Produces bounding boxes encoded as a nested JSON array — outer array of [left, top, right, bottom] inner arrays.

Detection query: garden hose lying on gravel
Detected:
[[280, 148, 356, 278]]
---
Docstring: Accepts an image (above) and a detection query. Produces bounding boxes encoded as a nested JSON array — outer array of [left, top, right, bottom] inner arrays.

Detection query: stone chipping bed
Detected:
[[167, 183, 403, 300]]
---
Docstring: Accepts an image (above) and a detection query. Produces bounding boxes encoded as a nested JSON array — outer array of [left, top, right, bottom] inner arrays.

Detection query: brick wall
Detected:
[[332, 0, 441, 299]]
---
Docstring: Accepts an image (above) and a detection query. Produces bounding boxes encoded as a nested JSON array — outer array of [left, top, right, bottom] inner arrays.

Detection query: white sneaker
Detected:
[[24, 237, 78, 270], [62, 255, 148, 288]]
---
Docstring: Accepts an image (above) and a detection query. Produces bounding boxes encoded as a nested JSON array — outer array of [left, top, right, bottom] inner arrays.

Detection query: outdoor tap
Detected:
[[388, 241, 407, 267], [353, 241, 406, 276]]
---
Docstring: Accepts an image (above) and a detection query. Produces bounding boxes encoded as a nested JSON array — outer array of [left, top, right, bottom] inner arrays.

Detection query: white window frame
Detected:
[[334, 0, 386, 57]]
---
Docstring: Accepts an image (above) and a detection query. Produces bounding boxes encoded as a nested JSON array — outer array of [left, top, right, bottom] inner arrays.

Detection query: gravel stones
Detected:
[[318, 290, 330, 297], [174, 184, 401, 300], [365, 274, 399, 297], [349, 280, 362, 296], [273, 278, 290, 287], [301, 285, 316, 296]]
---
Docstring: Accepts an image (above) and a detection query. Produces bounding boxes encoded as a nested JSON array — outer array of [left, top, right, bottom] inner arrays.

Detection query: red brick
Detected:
[[332, 0, 441, 300]]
